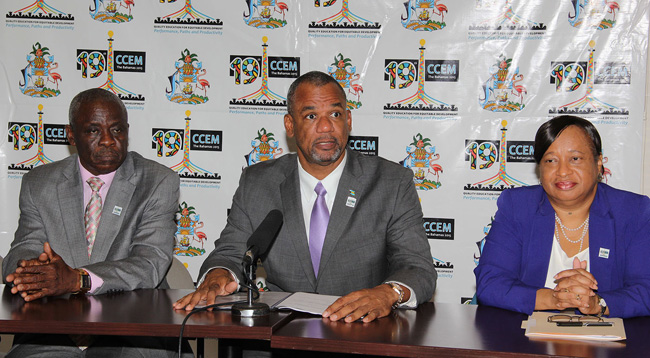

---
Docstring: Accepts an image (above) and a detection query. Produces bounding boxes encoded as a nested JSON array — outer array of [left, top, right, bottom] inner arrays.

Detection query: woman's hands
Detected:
[[535, 257, 601, 314], [552, 257, 601, 314]]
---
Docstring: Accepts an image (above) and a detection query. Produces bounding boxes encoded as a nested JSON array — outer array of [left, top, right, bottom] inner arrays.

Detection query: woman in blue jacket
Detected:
[[475, 115, 650, 318]]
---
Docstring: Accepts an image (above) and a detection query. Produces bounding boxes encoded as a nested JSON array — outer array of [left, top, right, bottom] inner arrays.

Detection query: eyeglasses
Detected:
[[547, 314, 604, 323]]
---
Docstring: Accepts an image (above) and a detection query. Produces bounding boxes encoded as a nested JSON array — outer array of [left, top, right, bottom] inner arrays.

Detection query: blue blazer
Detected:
[[474, 183, 650, 318]]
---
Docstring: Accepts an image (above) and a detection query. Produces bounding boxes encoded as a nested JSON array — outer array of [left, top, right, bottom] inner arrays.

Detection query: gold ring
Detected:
[[564, 288, 569, 293], [576, 294, 581, 301]]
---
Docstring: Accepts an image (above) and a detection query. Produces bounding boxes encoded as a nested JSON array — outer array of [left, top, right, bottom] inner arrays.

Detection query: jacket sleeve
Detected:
[[598, 195, 650, 318], [2, 175, 49, 281], [383, 168, 437, 304], [474, 189, 539, 314], [197, 168, 253, 283]]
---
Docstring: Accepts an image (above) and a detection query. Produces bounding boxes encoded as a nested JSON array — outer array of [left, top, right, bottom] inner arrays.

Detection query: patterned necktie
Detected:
[[309, 182, 329, 277], [84, 177, 104, 258]]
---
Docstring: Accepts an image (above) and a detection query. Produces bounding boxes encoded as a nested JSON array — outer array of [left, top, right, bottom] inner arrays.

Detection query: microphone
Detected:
[[233, 210, 283, 318], [242, 210, 283, 266]]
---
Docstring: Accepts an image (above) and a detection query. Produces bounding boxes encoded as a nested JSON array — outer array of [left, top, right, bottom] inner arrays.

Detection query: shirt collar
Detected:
[[78, 158, 117, 189], [297, 152, 347, 198]]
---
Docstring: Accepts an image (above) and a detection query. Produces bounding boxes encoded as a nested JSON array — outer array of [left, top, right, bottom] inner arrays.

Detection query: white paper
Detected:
[[274, 292, 340, 315]]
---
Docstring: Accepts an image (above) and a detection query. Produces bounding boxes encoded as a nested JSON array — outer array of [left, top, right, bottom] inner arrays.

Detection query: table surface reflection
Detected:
[[271, 302, 650, 358], [0, 285, 291, 339], [4, 284, 650, 357]]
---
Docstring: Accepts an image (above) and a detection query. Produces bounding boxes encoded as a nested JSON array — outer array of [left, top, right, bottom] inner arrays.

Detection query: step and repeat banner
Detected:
[[0, 0, 648, 303]]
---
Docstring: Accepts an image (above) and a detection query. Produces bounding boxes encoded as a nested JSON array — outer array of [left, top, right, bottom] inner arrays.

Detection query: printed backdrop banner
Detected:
[[0, 0, 648, 304]]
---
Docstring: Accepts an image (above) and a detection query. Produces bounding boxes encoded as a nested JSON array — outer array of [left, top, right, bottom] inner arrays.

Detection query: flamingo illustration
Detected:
[[605, 1, 619, 21], [602, 157, 612, 183], [427, 152, 443, 184], [196, 69, 210, 97], [350, 84, 363, 102], [122, 0, 135, 16], [47, 62, 62, 90], [348, 74, 363, 102], [433, 0, 447, 23], [194, 231, 207, 248], [275, 2, 288, 21], [429, 163, 443, 183], [511, 74, 527, 105]]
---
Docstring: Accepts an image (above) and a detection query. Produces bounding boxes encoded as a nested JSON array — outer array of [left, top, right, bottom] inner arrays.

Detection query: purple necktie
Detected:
[[309, 182, 329, 277]]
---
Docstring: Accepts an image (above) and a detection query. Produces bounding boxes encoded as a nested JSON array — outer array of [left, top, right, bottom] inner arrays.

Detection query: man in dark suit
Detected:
[[3, 88, 186, 357], [176, 71, 436, 323]]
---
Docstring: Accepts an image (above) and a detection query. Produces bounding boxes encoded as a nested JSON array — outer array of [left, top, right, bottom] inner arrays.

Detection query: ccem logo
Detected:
[[347, 136, 378, 156], [423, 218, 454, 240]]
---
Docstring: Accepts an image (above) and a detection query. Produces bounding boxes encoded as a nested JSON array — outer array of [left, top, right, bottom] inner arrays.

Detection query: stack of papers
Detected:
[[523, 312, 626, 341]]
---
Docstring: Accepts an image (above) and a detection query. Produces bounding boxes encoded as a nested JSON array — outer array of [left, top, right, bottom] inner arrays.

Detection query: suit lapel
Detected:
[[279, 161, 316, 290], [318, 151, 360, 283], [58, 156, 88, 267], [523, 192, 554, 287], [588, 185, 613, 291], [90, 154, 136, 263]]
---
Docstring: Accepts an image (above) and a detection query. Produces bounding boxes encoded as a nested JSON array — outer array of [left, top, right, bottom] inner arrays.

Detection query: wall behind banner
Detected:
[[1, 0, 648, 304]]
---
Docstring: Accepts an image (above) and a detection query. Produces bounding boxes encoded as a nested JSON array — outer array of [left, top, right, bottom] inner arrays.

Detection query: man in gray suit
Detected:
[[3, 88, 185, 357], [176, 71, 436, 323]]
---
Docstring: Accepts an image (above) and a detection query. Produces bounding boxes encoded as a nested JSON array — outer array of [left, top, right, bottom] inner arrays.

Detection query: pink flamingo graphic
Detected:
[[196, 69, 210, 97], [605, 1, 619, 21], [433, 0, 447, 23], [122, 0, 135, 16], [47, 62, 62, 89], [429, 163, 443, 183], [602, 157, 612, 183], [275, 2, 288, 21], [348, 75, 363, 102], [194, 231, 207, 248], [511, 74, 527, 105]]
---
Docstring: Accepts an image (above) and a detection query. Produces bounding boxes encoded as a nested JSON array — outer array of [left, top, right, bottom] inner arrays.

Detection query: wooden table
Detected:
[[271, 302, 650, 358], [4, 284, 650, 357], [0, 285, 291, 340]]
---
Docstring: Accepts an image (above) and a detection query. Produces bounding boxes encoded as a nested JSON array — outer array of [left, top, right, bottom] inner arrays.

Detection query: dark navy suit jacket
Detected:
[[475, 183, 650, 318]]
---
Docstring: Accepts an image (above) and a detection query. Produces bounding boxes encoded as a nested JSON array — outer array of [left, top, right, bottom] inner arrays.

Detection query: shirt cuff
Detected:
[[197, 267, 240, 292], [84, 269, 103, 295], [386, 281, 417, 309]]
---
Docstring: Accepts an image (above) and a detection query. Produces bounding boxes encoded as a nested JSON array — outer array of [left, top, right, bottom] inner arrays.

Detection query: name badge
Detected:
[[112, 206, 123, 216], [598, 248, 610, 259]]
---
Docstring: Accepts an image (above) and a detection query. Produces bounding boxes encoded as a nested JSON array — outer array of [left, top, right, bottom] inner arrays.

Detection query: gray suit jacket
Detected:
[[3, 152, 180, 294], [200, 150, 437, 303]]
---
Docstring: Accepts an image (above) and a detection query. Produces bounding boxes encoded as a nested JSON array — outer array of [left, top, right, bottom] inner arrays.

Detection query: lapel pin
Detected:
[[598, 248, 610, 259], [346, 190, 356, 208], [112, 206, 123, 216]]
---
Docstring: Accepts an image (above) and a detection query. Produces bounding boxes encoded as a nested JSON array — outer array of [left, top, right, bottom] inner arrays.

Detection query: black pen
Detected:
[[556, 322, 613, 327]]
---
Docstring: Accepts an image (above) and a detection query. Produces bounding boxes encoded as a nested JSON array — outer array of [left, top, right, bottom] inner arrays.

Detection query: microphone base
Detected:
[[231, 302, 270, 317]]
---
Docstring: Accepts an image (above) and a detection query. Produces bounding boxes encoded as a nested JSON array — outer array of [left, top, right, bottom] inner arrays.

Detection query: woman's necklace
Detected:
[[555, 213, 589, 253]]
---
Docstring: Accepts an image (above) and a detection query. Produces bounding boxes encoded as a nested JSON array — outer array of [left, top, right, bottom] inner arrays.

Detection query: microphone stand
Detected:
[[231, 255, 270, 317]]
